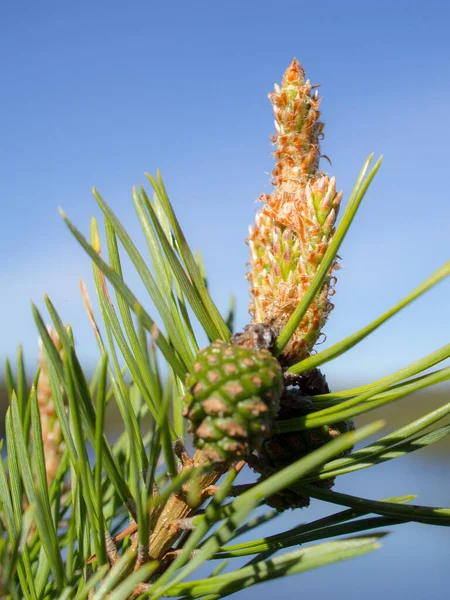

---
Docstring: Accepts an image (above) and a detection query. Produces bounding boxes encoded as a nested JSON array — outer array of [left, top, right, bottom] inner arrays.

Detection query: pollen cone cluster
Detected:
[[247, 58, 342, 365], [183, 340, 283, 463], [37, 327, 65, 483]]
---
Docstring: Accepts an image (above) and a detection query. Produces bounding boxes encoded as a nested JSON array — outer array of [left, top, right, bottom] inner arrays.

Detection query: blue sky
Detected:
[[1, 0, 449, 387]]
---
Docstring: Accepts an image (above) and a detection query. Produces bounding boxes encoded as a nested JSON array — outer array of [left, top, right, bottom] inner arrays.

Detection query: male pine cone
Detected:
[[183, 340, 283, 462]]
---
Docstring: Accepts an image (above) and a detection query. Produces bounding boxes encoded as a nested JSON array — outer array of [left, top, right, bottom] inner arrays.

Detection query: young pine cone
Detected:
[[183, 340, 283, 463]]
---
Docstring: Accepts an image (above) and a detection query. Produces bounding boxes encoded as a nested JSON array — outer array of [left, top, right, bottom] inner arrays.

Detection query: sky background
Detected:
[[1, 0, 449, 389]]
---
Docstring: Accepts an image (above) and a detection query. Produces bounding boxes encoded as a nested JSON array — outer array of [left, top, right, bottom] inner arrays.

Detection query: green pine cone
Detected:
[[183, 340, 283, 462]]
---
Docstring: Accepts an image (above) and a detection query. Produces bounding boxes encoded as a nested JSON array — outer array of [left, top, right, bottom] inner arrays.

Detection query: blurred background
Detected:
[[1, 1, 449, 598]]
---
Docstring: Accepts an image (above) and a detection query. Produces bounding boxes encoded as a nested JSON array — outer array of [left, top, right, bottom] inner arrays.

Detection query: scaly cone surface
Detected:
[[183, 340, 283, 462], [247, 58, 342, 365]]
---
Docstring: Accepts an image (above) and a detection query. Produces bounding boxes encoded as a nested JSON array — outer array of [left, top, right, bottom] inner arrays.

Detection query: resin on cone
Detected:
[[183, 340, 283, 462], [247, 59, 342, 365]]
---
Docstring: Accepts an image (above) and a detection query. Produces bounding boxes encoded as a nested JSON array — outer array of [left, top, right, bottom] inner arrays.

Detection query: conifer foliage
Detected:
[[1, 59, 450, 599]]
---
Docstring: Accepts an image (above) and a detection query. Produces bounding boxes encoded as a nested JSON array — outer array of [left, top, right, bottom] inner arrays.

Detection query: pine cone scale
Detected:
[[183, 340, 283, 462]]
